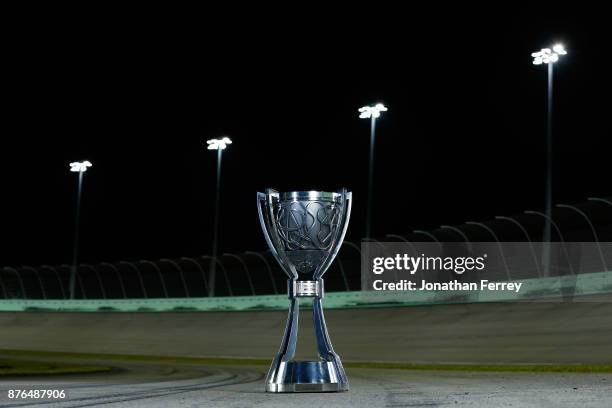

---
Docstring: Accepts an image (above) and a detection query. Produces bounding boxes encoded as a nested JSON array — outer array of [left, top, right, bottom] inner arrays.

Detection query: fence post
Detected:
[[41, 265, 66, 299], [61, 264, 87, 299], [139, 260, 168, 298], [100, 263, 127, 299], [179, 257, 208, 296], [118, 261, 147, 298], [495, 217, 542, 277], [0, 272, 8, 298], [3, 267, 27, 298], [82, 264, 107, 299], [159, 258, 190, 297], [202, 256, 232, 296], [244, 251, 278, 295], [223, 253, 256, 296], [466, 222, 512, 282], [21, 266, 47, 299]]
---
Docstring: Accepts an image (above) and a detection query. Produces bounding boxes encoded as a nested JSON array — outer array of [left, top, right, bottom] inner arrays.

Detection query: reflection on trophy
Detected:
[[257, 189, 352, 393]]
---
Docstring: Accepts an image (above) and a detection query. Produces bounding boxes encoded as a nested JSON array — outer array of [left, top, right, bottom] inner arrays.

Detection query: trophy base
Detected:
[[266, 361, 349, 393]]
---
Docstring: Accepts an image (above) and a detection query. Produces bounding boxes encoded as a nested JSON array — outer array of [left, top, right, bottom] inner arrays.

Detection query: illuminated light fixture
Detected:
[[532, 43, 567, 65], [358, 103, 387, 119], [69, 160, 92, 172], [206, 137, 232, 150]]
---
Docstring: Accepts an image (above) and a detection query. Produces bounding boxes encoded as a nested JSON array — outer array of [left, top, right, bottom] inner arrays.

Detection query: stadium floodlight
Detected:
[[358, 103, 387, 118], [69, 160, 92, 172], [68, 160, 93, 299], [359, 103, 387, 238], [206, 136, 232, 296], [532, 43, 568, 276], [206, 137, 232, 150], [531, 44, 567, 65]]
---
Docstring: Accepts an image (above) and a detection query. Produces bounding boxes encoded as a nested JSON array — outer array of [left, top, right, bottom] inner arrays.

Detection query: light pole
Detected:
[[206, 137, 232, 296], [532, 44, 567, 276], [359, 103, 387, 239], [68, 160, 92, 299]]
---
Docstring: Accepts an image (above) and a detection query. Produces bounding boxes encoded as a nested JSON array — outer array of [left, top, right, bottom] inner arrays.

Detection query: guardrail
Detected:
[[2, 198, 610, 300], [0, 246, 361, 300], [1, 271, 610, 312]]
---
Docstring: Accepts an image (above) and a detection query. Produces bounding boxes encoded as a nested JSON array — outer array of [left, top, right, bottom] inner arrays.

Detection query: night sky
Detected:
[[2, 12, 610, 267]]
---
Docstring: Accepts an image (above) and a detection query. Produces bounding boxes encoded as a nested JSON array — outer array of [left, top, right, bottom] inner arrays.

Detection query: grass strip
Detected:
[[1, 349, 611, 373], [0, 358, 112, 377]]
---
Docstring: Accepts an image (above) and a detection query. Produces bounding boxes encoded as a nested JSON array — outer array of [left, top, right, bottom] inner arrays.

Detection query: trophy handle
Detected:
[[257, 191, 298, 279], [313, 188, 352, 280]]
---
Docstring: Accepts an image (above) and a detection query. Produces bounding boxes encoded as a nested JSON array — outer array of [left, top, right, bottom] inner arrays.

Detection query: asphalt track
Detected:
[[1, 301, 611, 364], [1, 301, 611, 406], [0, 358, 611, 407]]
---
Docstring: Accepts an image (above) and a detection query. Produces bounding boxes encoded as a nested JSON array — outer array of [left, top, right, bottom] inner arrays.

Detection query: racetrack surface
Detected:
[[1, 301, 611, 364], [1, 301, 612, 406], [0, 357, 611, 407]]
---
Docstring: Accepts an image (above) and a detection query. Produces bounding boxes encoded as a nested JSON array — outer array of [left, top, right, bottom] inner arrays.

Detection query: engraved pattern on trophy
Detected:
[[276, 201, 341, 251], [275, 200, 341, 275]]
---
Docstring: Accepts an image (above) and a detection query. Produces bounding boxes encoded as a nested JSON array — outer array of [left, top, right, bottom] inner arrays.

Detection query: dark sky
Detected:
[[2, 11, 610, 267]]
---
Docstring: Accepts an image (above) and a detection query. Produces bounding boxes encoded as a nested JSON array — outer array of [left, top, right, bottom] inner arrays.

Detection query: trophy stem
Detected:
[[265, 279, 349, 393]]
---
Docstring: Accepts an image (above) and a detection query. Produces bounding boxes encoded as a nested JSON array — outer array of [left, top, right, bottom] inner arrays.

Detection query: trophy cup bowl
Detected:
[[257, 188, 352, 393]]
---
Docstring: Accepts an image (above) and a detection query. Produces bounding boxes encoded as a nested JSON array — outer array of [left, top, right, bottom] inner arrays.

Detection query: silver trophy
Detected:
[[257, 188, 352, 393]]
